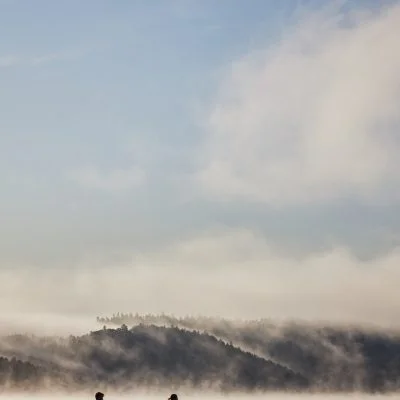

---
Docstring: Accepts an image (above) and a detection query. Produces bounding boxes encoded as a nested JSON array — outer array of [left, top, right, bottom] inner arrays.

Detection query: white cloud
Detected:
[[1, 229, 400, 329], [67, 165, 145, 192], [199, 3, 400, 205]]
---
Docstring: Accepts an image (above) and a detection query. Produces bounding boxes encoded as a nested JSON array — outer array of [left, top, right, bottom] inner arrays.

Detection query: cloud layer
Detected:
[[1, 2, 400, 336], [199, 3, 400, 205], [1, 229, 399, 331]]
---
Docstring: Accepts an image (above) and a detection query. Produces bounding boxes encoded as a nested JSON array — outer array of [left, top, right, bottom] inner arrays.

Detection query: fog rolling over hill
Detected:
[[95, 314, 400, 393], [0, 322, 307, 393], [0, 315, 399, 394]]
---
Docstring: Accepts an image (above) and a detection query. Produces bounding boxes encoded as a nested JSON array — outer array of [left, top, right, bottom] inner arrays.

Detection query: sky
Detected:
[[1, 0, 400, 328]]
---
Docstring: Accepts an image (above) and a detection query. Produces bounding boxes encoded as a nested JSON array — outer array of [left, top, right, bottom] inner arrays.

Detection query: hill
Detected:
[[97, 313, 400, 392], [0, 324, 308, 392]]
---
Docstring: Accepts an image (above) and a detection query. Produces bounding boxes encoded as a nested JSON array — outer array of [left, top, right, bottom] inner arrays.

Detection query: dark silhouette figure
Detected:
[[95, 392, 104, 400], [169, 394, 178, 400]]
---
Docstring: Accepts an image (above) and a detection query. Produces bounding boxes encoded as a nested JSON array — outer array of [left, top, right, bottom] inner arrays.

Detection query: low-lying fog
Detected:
[[0, 312, 98, 336], [3, 393, 400, 400]]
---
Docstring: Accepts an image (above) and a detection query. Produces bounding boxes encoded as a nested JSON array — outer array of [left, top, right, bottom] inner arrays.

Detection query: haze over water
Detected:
[[3, 394, 400, 400]]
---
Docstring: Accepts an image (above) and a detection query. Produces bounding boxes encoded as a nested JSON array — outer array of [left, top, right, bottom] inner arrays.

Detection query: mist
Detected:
[[3, 392, 400, 399], [0, 229, 399, 333], [0, 312, 97, 337]]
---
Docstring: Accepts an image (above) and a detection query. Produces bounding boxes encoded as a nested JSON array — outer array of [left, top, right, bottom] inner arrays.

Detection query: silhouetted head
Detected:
[[95, 392, 104, 400], [168, 394, 178, 400]]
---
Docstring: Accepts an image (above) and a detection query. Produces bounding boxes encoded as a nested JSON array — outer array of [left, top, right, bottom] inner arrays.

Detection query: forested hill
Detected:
[[0, 315, 399, 393], [97, 313, 400, 392], [0, 324, 307, 392]]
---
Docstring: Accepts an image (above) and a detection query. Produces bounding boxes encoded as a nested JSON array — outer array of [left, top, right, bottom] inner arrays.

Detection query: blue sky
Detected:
[[1, 0, 400, 324]]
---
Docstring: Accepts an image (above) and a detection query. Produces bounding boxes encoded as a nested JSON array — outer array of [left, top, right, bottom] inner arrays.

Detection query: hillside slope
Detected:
[[97, 314, 400, 392], [0, 324, 308, 392]]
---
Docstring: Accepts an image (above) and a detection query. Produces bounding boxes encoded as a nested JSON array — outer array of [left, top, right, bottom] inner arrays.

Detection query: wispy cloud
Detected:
[[30, 49, 84, 66], [198, 3, 400, 205], [0, 55, 19, 67], [67, 165, 146, 192], [0, 47, 86, 68]]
